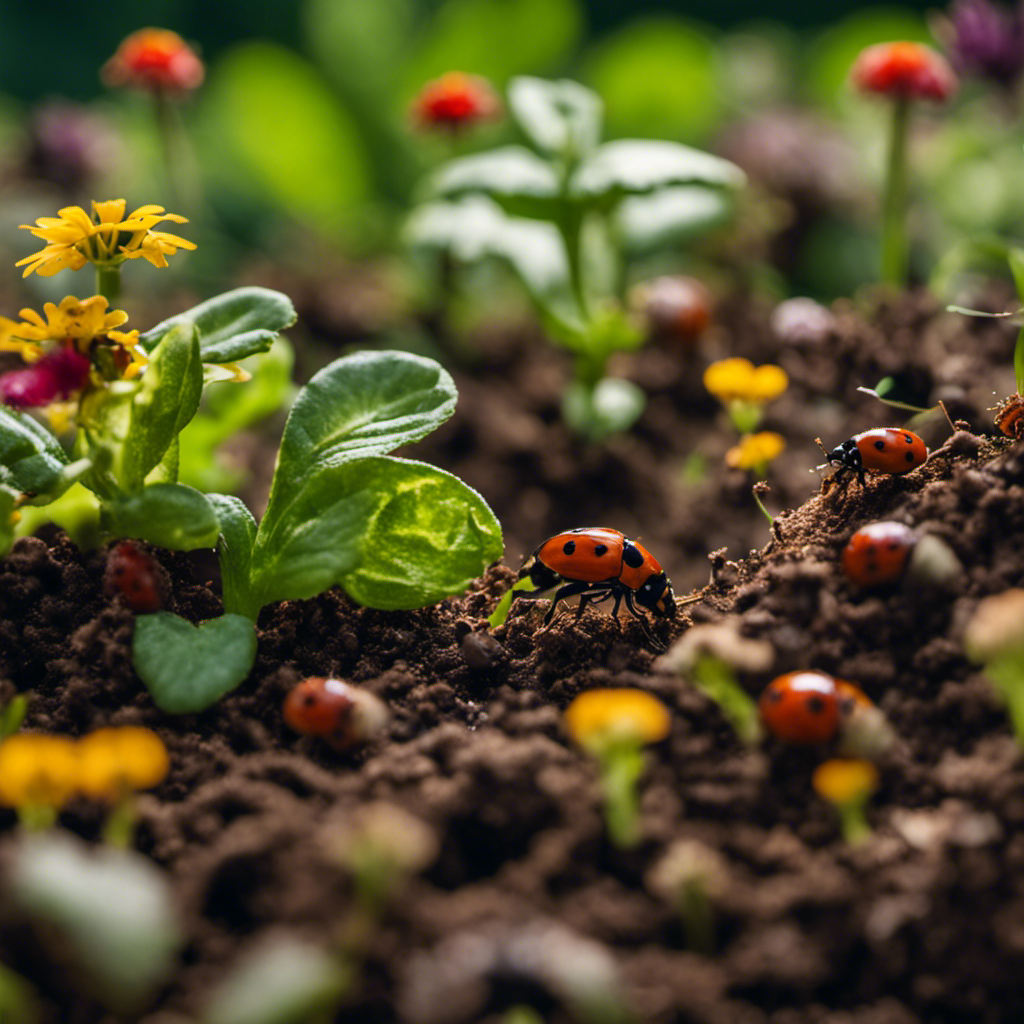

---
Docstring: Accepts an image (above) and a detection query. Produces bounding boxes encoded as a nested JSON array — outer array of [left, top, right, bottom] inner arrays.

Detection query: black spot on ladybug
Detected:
[[594, 544, 608, 557], [562, 540, 576, 556], [622, 542, 645, 568], [874, 440, 886, 451], [805, 695, 826, 714], [865, 544, 877, 556], [904, 434, 913, 443], [766, 689, 782, 703], [905, 451, 915, 462], [303, 694, 317, 706]]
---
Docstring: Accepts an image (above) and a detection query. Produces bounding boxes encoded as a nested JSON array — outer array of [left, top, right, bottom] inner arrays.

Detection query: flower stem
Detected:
[[96, 265, 121, 304], [881, 96, 910, 288], [600, 747, 645, 848]]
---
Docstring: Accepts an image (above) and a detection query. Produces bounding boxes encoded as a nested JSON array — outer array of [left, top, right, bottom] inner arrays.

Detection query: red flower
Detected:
[[102, 28, 204, 93], [412, 72, 500, 131], [0, 348, 90, 409], [851, 41, 958, 102]]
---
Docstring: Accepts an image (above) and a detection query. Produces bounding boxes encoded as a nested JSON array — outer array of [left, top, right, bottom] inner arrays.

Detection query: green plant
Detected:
[[965, 589, 1024, 742], [133, 349, 503, 714], [406, 75, 744, 438]]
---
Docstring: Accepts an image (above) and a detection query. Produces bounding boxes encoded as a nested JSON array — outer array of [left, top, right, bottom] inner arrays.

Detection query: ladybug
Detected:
[[508, 528, 676, 649], [820, 428, 927, 486], [282, 677, 389, 751], [104, 541, 162, 613], [759, 671, 842, 745], [842, 521, 917, 587]]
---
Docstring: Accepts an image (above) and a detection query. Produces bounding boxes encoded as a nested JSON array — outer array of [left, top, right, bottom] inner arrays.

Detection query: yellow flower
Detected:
[[725, 432, 786, 470], [0, 734, 78, 812], [0, 295, 147, 380], [76, 727, 169, 801], [565, 689, 671, 753], [813, 758, 879, 806], [17, 198, 196, 278], [703, 358, 788, 405]]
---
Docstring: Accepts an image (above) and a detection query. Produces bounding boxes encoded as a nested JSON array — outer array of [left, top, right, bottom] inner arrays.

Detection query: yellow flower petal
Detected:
[[813, 758, 879, 806], [725, 432, 786, 470], [0, 734, 78, 810], [704, 358, 788, 405], [566, 688, 671, 751], [77, 727, 169, 800], [748, 364, 789, 402], [91, 198, 128, 224]]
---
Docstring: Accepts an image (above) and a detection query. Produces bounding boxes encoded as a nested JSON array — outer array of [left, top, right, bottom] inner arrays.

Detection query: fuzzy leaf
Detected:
[[207, 494, 259, 620], [107, 484, 220, 551], [139, 287, 297, 365], [9, 833, 181, 1012], [508, 76, 603, 160], [615, 185, 734, 253], [121, 324, 203, 492], [133, 613, 257, 714], [251, 456, 502, 611], [204, 936, 349, 1024], [0, 407, 70, 497]]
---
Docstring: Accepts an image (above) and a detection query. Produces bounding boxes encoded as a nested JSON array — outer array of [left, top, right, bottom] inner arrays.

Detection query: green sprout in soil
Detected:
[[565, 688, 671, 848], [407, 75, 745, 440], [812, 758, 879, 845], [965, 589, 1024, 742], [850, 41, 958, 288]]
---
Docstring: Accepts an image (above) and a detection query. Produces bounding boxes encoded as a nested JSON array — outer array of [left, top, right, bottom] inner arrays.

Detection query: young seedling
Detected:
[[964, 588, 1024, 741], [0, 734, 78, 830], [564, 688, 670, 848], [407, 75, 745, 439], [812, 758, 879, 845], [76, 726, 170, 847], [656, 618, 773, 746], [646, 838, 729, 954], [850, 41, 958, 287]]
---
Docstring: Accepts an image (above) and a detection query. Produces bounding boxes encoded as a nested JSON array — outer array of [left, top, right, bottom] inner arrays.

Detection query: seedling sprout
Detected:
[[812, 758, 879, 844]]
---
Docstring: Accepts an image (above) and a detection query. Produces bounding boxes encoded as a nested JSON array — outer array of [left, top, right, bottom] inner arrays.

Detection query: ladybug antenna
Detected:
[[812, 437, 831, 473]]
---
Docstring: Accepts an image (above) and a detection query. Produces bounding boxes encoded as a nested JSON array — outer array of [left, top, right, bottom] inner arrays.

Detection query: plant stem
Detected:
[[153, 89, 202, 213], [838, 802, 872, 845], [96, 265, 121, 304], [600, 747, 645, 848], [881, 96, 910, 288]]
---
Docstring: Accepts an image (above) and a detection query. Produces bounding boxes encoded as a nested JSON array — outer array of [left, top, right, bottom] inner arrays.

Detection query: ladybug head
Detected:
[[636, 571, 675, 618], [827, 439, 860, 470]]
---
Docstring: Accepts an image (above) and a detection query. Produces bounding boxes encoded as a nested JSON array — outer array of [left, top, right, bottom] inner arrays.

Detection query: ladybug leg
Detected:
[[543, 580, 598, 626], [622, 588, 666, 652], [573, 585, 616, 623]]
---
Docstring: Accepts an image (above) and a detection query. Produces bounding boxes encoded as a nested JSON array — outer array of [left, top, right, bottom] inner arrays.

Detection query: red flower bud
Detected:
[[851, 41, 958, 102], [102, 28, 204, 93], [412, 72, 500, 131]]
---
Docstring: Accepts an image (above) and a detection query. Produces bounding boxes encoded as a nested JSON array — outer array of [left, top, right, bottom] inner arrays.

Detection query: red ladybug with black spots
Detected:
[[820, 428, 927, 486], [509, 527, 676, 649], [104, 541, 162, 613]]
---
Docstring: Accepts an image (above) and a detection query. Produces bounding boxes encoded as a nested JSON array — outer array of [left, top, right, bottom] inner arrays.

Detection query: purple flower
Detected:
[[943, 0, 1024, 88]]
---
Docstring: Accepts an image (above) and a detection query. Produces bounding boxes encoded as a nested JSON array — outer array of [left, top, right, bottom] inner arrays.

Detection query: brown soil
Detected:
[[3, 291, 1024, 1024]]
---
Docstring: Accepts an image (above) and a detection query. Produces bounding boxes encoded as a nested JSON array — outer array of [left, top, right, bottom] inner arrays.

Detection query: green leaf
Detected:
[[139, 287, 298, 365], [0, 482, 18, 556], [207, 494, 258, 620], [265, 350, 457, 511], [9, 833, 181, 1012], [572, 140, 745, 209], [251, 456, 502, 612], [13, 482, 102, 552], [406, 197, 579, 326], [1015, 327, 1024, 396], [508, 76, 602, 161], [615, 185, 734, 254], [0, 407, 70, 496], [562, 377, 646, 439], [426, 147, 560, 220], [0, 692, 28, 740], [204, 936, 349, 1024], [107, 484, 220, 551], [133, 613, 257, 714], [121, 325, 202, 492], [197, 43, 369, 233], [583, 18, 719, 142]]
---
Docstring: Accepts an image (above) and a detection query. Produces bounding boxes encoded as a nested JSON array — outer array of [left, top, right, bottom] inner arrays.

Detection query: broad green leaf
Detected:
[[406, 197, 578, 325], [133, 613, 257, 714], [615, 186, 734, 253], [252, 456, 502, 612], [207, 494, 258, 620], [204, 936, 350, 1024], [122, 325, 202, 491], [508, 76, 602, 161], [9, 833, 181, 1011], [0, 407, 70, 496], [338, 458, 503, 610], [107, 484, 220, 551], [264, 350, 457, 515], [572, 140, 745, 208], [197, 43, 369, 232], [426, 147, 560, 219], [139, 287, 297, 365], [583, 18, 718, 142], [0, 482, 17, 556], [13, 482, 102, 551], [399, 0, 581, 95]]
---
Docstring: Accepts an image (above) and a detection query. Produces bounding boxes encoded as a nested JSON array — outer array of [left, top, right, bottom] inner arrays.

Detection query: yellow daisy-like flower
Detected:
[[0, 734, 78, 812], [725, 431, 786, 471], [0, 295, 147, 380], [565, 688, 671, 753], [76, 727, 169, 802], [17, 198, 196, 278], [703, 358, 788, 405]]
